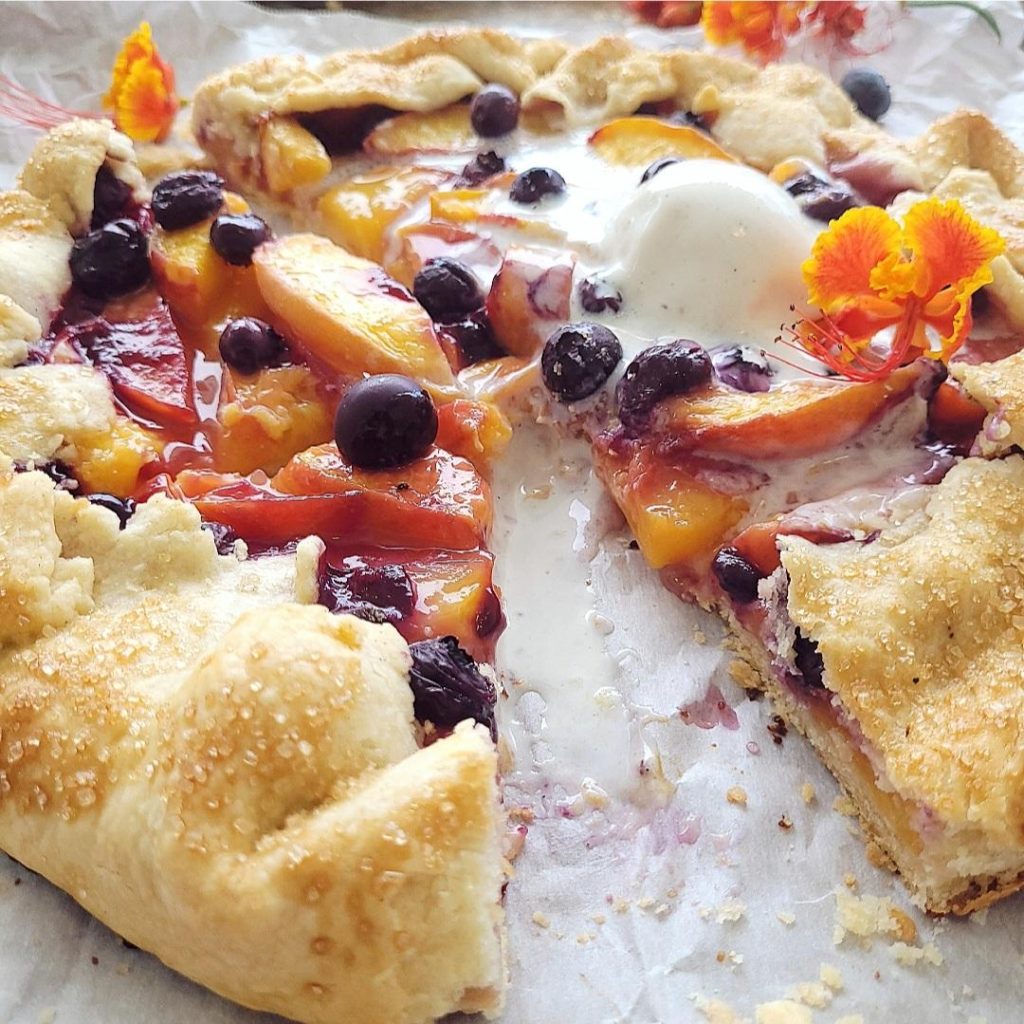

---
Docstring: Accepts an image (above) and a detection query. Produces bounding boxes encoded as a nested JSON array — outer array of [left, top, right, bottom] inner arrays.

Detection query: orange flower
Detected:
[[797, 199, 1004, 381], [103, 22, 178, 143], [701, 1, 806, 63]]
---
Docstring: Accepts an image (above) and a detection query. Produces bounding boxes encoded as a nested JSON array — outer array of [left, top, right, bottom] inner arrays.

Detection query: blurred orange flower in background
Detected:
[[103, 22, 178, 143], [700, 1, 807, 63], [797, 199, 1005, 381]]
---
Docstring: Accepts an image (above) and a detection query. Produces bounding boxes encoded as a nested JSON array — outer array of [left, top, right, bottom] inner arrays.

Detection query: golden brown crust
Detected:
[[951, 351, 1024, 455], [768, 458, 1024, 909], [17, 118, 146, 236], [0, 474, 505, 1024]]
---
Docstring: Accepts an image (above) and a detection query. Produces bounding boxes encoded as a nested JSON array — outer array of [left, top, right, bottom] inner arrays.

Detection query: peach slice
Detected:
[[435, 399, 513, 468], [215, 365, 334, 475], [150, 193, 270, 340], [74, 417, 163, 497], [253, 233, 456, 392], [595, 440, 748, 571], [653, 366, 920, 460], [589, 117, 736, 167], [273, 442, 491, 550], [385, 222, 502, 290], [259, 117, 332, 195], [317, 165, 454, 262], [363, 105, 477, 156], [485, 247, 574, 359]]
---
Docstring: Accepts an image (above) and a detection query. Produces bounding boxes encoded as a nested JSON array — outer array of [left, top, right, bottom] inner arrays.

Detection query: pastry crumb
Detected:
[[819, 963, 843, 991], [575, 931, 596, 945], [843, 872, 858, 890], [693, 994, 747, 1024], [833, 889, 919, 947], [864, 840, 892, 870], [590, 912, 606, 926], [800, 782, 816, 804], [777, 911, 796, 926], [637, 896, 656, 910], [890, 941, 943, 967], [715, 898, 747, 923], [611, 896, 631, 914], [754, 999, 812, 1024], [832, 795, 857, 816], [727, 786, 748, 807], [777, 814, 793, 830], [531, 911, 550, 929], [786, 980, 833, 1009]]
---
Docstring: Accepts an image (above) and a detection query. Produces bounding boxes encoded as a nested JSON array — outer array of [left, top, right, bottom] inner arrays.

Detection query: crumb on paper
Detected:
[[777, 911, 796, 926], [693, 994, 748, 1024], [843, 872, 858, 890], [800, 782, 816, 804], [590, 912, 606, 926], [778, 814, 793, 830], [787, 980, 833, 1009], [754, 999, 812, 1024], [508, 805, 535, 824], [654, 903, 671, 918], [833, 889, 917, 947], [832, 795, 857, 816], [116, 963, 130, 976], [531, 911, 550, 929], [637, 896, 656, 911], [716, 898, 747, 924], [865, 840, 892, 871], [727, 786, 748, 807], [576, 932, 596, 945], [580, 777, 610, 809], [890, 941, 943, 967], [611, 896, 630, 914], [819, 963, 843, 991], [693, 627, 707, 645]]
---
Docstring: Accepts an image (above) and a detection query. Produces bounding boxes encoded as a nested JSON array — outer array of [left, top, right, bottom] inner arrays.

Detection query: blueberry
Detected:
[[87, 492, 136, 529], [69, 218, 150, 300], [509, 167, 566, 205], [784, 171, 859, 223], [841, 68, 891, 121], [541, 322, 622, 403], [13, 459, 77, 490], [640, 157, 680, 184], [578, 276, 623, 315], [616, 339, 713, 431], [151, 170, 224, 230], [711, 345, 773, 393], [412, 257, 483, 323], [319, 560, 416, 626], [201, 520, 239, 555], [90, 166, 133, 228], [218, 317, 285, 375], [793, 631, 826, 689], [470, 84, 520, 137], [667, 110, 710, 132], [459, 149, 507, 186], [408, 635, 497, 738], [711, 547, 763, 603], [442, 312, 504, 365], [209, 213, 271, 266], [334, 374, 438, 469]]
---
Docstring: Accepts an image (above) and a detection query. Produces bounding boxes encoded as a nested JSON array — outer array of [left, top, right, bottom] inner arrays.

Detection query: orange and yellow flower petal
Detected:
[[901, 197, 1004, 301], [802, 206, 904, 312], [103, 22, 178, 143], [701, 2, 807, 63]]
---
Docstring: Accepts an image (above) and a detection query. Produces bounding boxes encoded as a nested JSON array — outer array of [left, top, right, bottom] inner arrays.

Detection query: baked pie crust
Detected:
[[4, 24, 1024, 1024]]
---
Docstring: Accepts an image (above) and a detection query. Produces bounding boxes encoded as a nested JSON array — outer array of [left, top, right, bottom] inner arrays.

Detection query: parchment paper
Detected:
[[2, 3, 1024, 1023]]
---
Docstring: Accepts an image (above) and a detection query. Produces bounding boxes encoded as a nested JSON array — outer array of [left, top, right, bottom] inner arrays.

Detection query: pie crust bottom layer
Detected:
[[725, 593, 1024, 917]]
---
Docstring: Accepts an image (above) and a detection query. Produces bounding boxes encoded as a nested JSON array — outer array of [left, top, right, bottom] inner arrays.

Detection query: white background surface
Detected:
[[2, 3, 1024, 1023]]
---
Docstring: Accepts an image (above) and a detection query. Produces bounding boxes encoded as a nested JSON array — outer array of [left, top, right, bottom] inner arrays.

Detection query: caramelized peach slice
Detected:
[[215, 365, 334, 475], [589, 117, 736, 167], [385, 222, 502, 290], [260, 117, 332, 195], [653, 366, 920, 460], [272, 442, 490, 549], [363, 105, 476, 155], [150, 193, 269, 336], [435, 399, 513, 467], [595, 441, 748, 571], [253, 234, 456, 392], [317, 166, 454, 262], [74, 417, 163, 497], [430, 184, 564, 243], [485, 247, 574, 359]]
